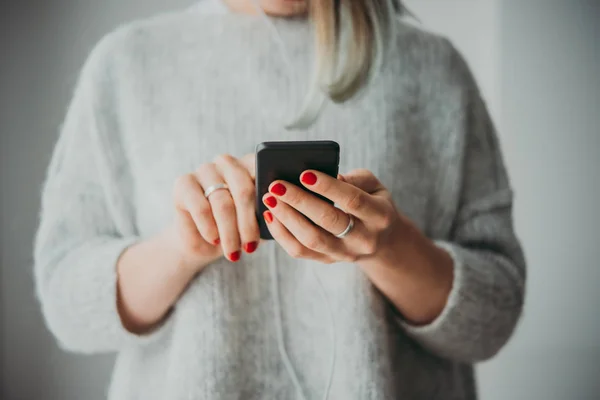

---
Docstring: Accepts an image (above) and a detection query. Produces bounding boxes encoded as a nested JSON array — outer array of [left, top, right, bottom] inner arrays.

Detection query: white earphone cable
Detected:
[[250, 2, 337, 399], [269, 244, 309, 400], [310, 266, 337, 400]]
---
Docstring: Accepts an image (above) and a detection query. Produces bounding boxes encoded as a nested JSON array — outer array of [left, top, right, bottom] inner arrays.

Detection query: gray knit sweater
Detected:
[[34, 3, 526, 400]]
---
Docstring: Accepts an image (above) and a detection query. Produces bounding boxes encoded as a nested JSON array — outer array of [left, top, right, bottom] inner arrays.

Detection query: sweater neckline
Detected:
[[191, 0, 230, 14]]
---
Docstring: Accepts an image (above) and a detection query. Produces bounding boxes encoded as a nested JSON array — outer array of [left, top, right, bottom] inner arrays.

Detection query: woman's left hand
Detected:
[[262, 168, 414, 265], [263, 168, 455, 325]]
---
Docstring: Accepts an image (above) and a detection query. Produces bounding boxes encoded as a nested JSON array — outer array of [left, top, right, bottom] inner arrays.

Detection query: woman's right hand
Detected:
[[116, 154, 258, 333], [167, 153, 260, 272], [116, 153, 259, 333]]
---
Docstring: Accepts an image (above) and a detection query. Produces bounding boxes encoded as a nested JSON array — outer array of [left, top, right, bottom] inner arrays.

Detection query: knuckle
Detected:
[[214, 153, 235, 165], [360, 238, 379, 256], [173, 174, 196, 205], [319, 209, 341, 228], [302, 235, 322, 252], [378, 212, 395, 229], [195, 163, 213, 176], [195, 203, 212, 219], [358, 168, 373, 178], [287, 244, 306, 259], [213, 198, 235, 215], [174, 173, 194, 192], [237, 185, 255, 203], [346, 192, 365, 213]]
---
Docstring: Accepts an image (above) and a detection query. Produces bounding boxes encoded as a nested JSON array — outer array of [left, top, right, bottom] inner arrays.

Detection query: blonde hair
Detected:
[[288, 0, 402, 129]]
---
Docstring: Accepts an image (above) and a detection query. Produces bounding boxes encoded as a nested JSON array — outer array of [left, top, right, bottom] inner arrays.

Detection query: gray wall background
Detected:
[[478, 2, 600, 399], [1, 1, 599, 399]]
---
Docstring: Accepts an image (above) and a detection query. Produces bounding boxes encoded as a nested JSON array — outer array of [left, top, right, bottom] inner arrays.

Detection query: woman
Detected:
[[34, 0, 526, 399]]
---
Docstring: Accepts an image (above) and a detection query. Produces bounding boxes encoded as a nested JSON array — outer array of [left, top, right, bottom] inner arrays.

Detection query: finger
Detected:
[[262, 193, 352, 261], [214, 154, 260, 254], [268, 180, 354, 238], [339, 169, 385, 195], [174, 173, 220, 245], [196, 163, 241, 262], [262, 210, 334, 264], [239, 153, 256, 180], [299, 170, 385, 221]]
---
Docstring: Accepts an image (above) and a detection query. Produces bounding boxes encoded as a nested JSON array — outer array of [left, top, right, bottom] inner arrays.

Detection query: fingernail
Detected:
[[264, 196, 277, 208], [270, 183, 287, 196], [263, 211, 274, 224], [244, 241, 258, 254], [301, 172, 317, 185], [229, 251, 241, 262], [213, 238, 221, 246]]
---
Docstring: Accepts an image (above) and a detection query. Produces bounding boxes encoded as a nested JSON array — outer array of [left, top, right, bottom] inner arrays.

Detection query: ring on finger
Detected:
[[335, 214, 355, 239], [204, 183, 230, 198]]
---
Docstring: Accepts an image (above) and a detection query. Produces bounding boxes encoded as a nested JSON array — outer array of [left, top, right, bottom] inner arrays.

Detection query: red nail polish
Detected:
[[264, 211, 274, 224], [264, 196, 277, 208], [213, 238, 220, 246], [301, 172, 317, 185], [244, 241, 258, 254], [270, 183, 287, 196], [229, 251, 241, 262]]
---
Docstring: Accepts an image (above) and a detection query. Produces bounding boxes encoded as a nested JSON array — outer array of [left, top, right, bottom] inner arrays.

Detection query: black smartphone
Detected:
[[256, 140, 341, 240]]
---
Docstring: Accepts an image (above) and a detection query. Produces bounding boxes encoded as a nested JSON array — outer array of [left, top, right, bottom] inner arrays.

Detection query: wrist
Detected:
[[359, 222, 454, 326], [116, 227, 211, 334], [159, 225, 220, 277], [402, 234, 454, 325], [359, 219, 422, 272], [157, 226, 201, 278]]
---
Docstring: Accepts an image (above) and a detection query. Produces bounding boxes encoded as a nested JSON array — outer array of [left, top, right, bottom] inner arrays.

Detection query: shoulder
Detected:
[[392, 20, 478, 93], [80, 7, 232, 82]]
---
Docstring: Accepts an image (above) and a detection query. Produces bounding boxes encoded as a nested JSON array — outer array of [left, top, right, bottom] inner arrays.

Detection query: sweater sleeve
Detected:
[[399, 42, 527, 363], [34, 33, 171, 354]]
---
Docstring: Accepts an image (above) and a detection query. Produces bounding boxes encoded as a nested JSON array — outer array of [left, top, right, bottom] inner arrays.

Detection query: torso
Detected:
[[103, 9, 474, 400]]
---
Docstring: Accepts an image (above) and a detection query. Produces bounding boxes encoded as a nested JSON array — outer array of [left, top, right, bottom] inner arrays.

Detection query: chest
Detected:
[[119, 45, 455, 239]]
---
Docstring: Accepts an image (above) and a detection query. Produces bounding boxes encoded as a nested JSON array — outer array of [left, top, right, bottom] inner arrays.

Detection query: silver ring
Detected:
[[335, 214, 355, 239], [204, 183, 229, 198]]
